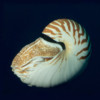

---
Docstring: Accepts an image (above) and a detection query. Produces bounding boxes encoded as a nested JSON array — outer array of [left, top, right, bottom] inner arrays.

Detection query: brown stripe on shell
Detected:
[[70, 20, 76, 45], [78, 27, 85, 45], [48, 24, 61, 33], [61, 20, 70, 36], [52, 21, 61, 27], [43, 28, 56, 35], [45, 57, 53, 61], [76, 40, 90, 56], [58, 35, 62, 38], [64, 20, 71, 32], [79, 50, 91, 60], [75, 23, 80, 45], [55, 19, 70, 36], [57, 19, 63, 23], [81, 32, 88, 44]]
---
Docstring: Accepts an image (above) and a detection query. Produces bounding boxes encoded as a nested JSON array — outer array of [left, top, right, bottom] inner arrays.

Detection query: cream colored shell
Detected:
[[11, 19, 91, 87]]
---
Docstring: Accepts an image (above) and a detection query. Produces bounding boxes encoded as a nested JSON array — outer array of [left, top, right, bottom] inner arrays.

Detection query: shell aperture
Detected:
[[11, 19, 91, 87]]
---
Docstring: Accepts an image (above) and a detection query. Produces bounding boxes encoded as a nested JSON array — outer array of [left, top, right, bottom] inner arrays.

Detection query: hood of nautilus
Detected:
[[11, 19, 91, 87]]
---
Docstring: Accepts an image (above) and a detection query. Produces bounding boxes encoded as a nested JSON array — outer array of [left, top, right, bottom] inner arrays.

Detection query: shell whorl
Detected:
[[42, 19, 91, 60], [11, 19, 91, 87]]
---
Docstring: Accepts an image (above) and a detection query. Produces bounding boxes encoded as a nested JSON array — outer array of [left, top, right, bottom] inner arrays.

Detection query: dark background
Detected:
[[1, 1, 100, 99]]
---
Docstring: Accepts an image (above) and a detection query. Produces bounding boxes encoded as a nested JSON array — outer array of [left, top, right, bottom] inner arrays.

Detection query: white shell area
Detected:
[[11, 19, 91, 87]]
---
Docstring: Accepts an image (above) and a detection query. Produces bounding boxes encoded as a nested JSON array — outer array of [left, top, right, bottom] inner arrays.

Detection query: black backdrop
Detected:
[[1, 2, 100, 99]]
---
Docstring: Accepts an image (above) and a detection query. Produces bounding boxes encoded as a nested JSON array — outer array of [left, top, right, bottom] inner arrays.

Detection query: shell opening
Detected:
[[41, 34, 66, 50]]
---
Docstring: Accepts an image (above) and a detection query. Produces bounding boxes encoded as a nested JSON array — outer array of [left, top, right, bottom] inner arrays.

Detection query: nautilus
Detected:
[[11, 19, 91, 87]]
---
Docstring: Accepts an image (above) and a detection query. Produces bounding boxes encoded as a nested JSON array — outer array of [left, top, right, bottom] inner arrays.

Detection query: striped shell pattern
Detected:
[[11, 19, 91, 87]]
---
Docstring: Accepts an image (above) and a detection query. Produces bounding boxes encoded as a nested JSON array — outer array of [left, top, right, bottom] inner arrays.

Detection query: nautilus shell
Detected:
[[11, 19, 91, 87]]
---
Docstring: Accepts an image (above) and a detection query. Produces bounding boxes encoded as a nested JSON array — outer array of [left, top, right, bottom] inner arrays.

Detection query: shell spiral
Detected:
[[11, 19, 91, 87]]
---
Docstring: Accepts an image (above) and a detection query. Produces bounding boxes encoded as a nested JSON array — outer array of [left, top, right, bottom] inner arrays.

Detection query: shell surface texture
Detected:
[[11, 19, 91, 88]]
